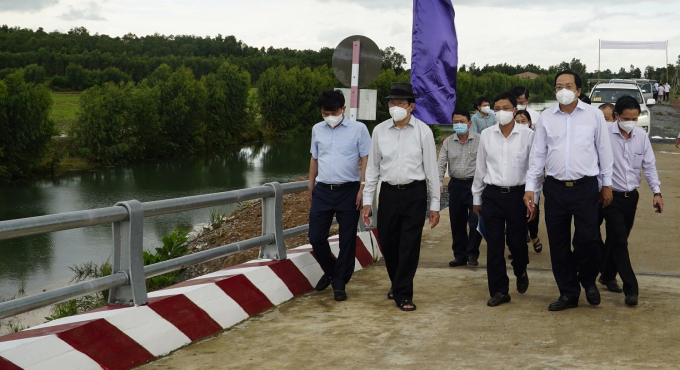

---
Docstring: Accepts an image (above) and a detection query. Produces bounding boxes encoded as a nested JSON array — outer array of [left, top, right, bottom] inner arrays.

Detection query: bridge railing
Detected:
[[0, 180, 375, 320]]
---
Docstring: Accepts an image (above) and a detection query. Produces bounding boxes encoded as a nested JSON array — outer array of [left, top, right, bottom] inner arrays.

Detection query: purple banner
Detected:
[[411, 0, 458, 125]]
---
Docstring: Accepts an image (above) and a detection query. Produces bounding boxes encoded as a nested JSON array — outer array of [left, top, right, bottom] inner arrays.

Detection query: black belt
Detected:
[[450, 177, 474, 183], [383, 180, 425, 190], [486, 184, 525, 194], [546, 176, 596, 187], [317, 182, 359, 190], [613, 189, 638, 198]]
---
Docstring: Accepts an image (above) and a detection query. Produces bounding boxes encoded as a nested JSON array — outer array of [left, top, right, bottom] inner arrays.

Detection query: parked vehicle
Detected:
[[632, 79, 655, 106], [649, 80, 659, 100], [589, 83, 654, 134]]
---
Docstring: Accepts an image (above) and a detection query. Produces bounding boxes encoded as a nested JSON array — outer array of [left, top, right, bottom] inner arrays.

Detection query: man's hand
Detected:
[[362, 205, 372, 225], [440, 186, 444, 194], [600, 187, 613, 208], [653, 195, 664, 213], [473, 205, 482, 215], [308, 186, 314, 202], [523, 191, 535, 217], [429, 211, 440, 229], [676, 138, 680, 148], [355, 189, 363, 210]]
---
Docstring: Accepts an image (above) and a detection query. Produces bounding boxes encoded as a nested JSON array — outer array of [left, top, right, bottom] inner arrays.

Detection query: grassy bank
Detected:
[[50, 92, 79, 135]]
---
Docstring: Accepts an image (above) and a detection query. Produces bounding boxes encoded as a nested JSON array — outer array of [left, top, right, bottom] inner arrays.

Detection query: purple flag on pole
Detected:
[[411, 0, 457, 125]]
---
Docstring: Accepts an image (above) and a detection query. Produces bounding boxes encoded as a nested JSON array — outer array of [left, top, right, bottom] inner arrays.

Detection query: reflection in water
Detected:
[[0, 136, 311, 298]]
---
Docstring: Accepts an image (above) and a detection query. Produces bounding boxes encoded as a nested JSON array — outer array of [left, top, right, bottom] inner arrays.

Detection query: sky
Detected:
[[2, 0, 680, 73]]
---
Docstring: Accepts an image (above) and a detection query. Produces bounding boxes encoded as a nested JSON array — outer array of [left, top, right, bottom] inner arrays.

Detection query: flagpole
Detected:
[[598, 39, 601, 81]]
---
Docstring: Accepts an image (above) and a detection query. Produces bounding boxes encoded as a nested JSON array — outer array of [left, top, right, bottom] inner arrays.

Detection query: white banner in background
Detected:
[[600, 40, 668, 50]]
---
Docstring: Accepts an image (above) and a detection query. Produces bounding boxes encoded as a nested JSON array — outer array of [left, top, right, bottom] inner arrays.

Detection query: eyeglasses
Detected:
[[555, 84, 577, 91]]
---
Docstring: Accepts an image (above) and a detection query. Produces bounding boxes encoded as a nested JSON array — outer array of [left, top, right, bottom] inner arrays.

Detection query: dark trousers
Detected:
[[448, 181, 482, 260], [597, 209, 616, 277], [601, 191, 639, 295], [543, 177, 601, 299], [527, 202, 540, 239], [308, 182, 361, 291], [481, 186, 528, 297], [377, 181, 427, 303]]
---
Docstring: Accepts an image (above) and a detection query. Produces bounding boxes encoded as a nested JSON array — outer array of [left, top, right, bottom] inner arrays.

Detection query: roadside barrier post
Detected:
[[109, 200, 148, 306], [260, 182, 286, 260]]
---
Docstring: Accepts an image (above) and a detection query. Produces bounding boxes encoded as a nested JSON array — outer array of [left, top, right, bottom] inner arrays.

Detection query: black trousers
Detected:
[[543, 177, 601, 299], [308, 182, 361, 291], [481, 186, 528, 297], [377, 181, 427, 303], [601, 191, 639, 295], [597, 209, 617, 277], [448, 181, 482, 260], [527, 202, 540, 239]]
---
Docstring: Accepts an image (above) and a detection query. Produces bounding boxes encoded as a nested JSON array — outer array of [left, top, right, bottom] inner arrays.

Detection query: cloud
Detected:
[[316, 0, 410, 10], [59, 1, 105, 21], [0, 0, 58, 12]]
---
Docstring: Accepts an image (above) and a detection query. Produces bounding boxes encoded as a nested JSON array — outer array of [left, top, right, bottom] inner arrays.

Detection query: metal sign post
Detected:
[[349, 40, 361, 121]]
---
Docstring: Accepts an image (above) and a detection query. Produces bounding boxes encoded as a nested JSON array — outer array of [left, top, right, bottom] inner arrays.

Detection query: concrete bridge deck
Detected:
[[139, 144, 680, 370]]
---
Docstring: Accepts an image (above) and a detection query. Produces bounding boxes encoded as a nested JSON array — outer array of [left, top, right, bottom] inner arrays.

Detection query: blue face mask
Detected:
[[453, 123, 469, 135]]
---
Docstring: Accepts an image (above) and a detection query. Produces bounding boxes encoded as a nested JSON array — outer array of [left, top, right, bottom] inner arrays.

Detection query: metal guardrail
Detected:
[[0, 180, 341, 320]]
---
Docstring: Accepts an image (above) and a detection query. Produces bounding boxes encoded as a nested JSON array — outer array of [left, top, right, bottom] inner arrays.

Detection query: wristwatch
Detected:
[[654, 193, 662, 197]]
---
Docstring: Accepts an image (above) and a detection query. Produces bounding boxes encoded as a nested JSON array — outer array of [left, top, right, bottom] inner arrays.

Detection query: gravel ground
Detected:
[[649, 100, 680, 142]]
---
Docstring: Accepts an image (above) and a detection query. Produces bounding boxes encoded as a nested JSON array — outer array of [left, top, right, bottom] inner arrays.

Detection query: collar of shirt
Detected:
[[452, 133, 476, 143], [552, 98, 587, 115], [389, 115, 416, 129], [491, 122, 522, 137], [611, 120, 639, 139]]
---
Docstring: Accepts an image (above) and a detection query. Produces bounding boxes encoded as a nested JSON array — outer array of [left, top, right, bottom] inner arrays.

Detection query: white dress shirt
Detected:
[[472, 123, 536, 205], [607, 123, 661, 193], [364, 115, 441, 211], [526, 100, 613, 192]]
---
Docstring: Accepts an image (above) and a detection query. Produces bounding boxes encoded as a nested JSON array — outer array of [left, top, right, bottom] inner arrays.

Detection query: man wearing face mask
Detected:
[[362, 83, 441, 312], [308, 90, 371, 302], [471, 97, 497, 134], [510, 86, 540, 125], [472, 92, 537, 307], [438, 109, 482, 267], [524, 70, 614, 311], [599, 95, 663, 306]]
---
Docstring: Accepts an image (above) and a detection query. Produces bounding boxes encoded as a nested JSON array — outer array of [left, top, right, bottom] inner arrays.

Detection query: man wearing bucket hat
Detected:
[[362, 82, 441, 312]]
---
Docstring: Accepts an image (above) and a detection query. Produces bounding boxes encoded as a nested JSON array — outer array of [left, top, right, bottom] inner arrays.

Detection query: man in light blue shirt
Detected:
[[308, 90, 371, 302], [470, 96, 497, 133]]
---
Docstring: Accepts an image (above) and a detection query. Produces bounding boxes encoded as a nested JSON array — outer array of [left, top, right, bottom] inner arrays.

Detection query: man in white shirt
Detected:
[[511, 86, 541, 125], [362, 83, 441, 312], [524, 70, 614, 311], [472, 92, 536, 307], [600, 95, 663, 306], [664, 82, 671, 102]]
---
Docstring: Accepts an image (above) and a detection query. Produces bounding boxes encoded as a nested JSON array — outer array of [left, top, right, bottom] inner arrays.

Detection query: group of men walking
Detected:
[[307, 70, 663, 313]]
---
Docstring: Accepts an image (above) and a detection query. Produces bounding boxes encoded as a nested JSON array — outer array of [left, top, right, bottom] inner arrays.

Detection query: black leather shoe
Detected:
[[585, 285, 601, 306], [487, 292, 511, 307], [334, 290, 347, 301], [625, 294, 638, 306], [598, 276, 623, 293], [449, 258, 467, 267], [517, 272, 529, 294], [549, 296, 579, 311], [315, 275, 332, 292], [467, 257, 478, 266]]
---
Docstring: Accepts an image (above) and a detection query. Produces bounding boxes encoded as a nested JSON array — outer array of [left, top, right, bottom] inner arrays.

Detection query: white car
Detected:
[[589, 83, 654, 134]]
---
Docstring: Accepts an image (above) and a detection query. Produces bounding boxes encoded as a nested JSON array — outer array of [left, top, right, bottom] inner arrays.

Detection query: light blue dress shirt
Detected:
[[310, 117, 371, 184]]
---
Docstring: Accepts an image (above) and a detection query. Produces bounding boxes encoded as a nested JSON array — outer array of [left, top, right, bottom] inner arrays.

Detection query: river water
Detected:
[[0, 137, 312, 299]]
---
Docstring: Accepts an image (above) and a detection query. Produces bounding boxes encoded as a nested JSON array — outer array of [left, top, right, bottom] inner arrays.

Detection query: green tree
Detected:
[[23, 64, 46, 84], [381, 46, 407, 74], [0, 69, 56, 179]]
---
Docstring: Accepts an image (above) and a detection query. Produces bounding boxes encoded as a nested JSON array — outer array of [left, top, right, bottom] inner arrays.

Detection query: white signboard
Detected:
[[337, 88, 377, 121]]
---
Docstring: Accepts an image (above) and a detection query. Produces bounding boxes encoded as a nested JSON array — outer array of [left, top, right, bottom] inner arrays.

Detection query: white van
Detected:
[[589, 83, 654, 134]]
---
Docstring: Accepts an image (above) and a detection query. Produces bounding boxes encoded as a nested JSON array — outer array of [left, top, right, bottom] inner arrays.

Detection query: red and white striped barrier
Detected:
[[0, 231, 381, 370]]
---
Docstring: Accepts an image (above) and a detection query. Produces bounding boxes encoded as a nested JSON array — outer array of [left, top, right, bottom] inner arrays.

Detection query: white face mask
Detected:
[[517, 104, 527, 110], [556, 89, 576, 105], [618, 119, 637, 133], [495, 110, 514, 125], [323, 114, 343, 128], [481, 106, 492, 115], [389, 106, 410, 122]]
